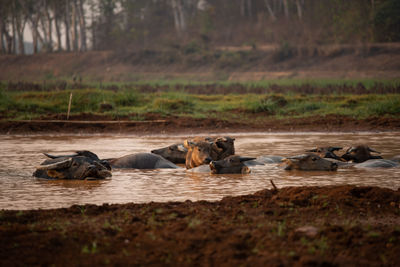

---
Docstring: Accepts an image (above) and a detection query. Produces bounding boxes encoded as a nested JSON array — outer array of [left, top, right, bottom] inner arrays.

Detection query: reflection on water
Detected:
[[0, 132, 399, 210]]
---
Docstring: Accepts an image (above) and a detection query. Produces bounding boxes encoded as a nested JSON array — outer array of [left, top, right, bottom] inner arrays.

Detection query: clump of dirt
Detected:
[[1, 185, 399, 266]]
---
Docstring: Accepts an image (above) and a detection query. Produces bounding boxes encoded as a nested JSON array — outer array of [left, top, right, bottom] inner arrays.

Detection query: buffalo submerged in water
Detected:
[[33, 151, 112, 180], [307, 145, 399, 168], [33, 141, 399, 180]]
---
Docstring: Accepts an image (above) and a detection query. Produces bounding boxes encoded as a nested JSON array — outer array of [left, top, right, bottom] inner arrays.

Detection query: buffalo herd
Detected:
[[34, 136, 399, 180]]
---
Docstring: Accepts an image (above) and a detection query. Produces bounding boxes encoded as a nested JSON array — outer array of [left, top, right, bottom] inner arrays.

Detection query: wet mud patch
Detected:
[[1, 185, 399, 266]]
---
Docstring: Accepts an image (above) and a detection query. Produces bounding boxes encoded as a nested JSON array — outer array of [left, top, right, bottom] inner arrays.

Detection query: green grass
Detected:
[[1, 87, 399, 121]]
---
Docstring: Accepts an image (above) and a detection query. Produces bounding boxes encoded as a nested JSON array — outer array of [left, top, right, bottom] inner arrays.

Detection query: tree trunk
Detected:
[[40, 15, 49, 51], [44, 0, 53, 52], [17, 23, 25, 55], [282, 0, 289, 18], [77, 0, 87, 51], [54, 16, 62, 51], [0, 19, 5, 54], [65, 0, 71, 52], [11, 12, 17, 54], [170, 0, 186, 37], [295, 0, 302, 19], [29, 14, 44, 54], [177, 0, 186, 32], [240, 0, 245, 17], [246, 0, 252, 19], [71, 0, 79, 51], [264, 0, 276, 21], [14, 2, 27, 55]]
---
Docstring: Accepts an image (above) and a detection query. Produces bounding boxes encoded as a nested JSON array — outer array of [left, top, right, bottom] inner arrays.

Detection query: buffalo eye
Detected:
[[311, 157, 318, 161], [72, 162, 79, 167]]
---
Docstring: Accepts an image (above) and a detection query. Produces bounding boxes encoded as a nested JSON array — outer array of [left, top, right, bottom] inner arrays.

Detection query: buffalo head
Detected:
[[34, 151, 112, 180], [210, 155, 255, 174], [184, 140, 213, 169], [341, 145, 382, 163], [151, 144, 187, 164], [209, 136, 235, 160], [282, 153, 338, 171], [306, 146, 343, 161]]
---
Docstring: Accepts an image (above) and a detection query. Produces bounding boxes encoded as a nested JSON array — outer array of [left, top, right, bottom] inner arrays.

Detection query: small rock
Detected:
[[294, 226, 319, 238]]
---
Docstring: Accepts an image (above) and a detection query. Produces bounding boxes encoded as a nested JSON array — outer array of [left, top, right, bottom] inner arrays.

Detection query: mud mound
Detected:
[[1, 185, 399, 266]]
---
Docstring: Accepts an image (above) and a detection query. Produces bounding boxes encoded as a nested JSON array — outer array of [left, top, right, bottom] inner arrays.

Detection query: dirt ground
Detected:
[[1, 185, 399, 266], [0, 46, 399, 81], [1, 113, 400, 135]]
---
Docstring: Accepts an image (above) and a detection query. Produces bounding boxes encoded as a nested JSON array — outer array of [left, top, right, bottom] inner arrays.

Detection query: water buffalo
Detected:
[[391, 155, 400, 163], [151, 143, 187, 164], [107, 153, 179, 169], [209, 136, 235, 160], [151, 136, 234, 164], [255, 155, 285, 164], [281, 153, 338, 171], [354, 159, 399, 168], [34, 152, 112, 180], [341, 145, 383, 163], [306, 146, 343, 161], [184, 136, 235, 169], [210, 155, 256, 174]]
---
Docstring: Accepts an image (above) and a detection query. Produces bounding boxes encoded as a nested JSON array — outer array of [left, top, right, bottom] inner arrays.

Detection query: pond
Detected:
[[1, 132, 399, 210]]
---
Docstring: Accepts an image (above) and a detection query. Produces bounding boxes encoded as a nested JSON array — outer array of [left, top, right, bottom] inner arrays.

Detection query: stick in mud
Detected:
[[270, 179, 278, 191], [67, 92, 73, 120]]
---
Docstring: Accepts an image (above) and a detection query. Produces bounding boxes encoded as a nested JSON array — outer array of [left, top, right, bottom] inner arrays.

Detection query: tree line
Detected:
[[0, 0, 399, 55]]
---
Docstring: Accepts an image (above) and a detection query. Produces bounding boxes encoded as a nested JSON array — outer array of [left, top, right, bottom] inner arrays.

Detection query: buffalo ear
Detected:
[[306, 149, 317, 152], [46, 170, 66, 179]]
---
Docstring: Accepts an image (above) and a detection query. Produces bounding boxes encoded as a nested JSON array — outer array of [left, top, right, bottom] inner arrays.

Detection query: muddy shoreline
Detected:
[[2, 114, 400, 135], [1, 185, 399, 266]]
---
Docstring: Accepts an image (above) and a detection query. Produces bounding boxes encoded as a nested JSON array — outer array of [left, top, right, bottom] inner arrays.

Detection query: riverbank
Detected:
[[1, 185, 399, 266], [1, 114, 400, 135]]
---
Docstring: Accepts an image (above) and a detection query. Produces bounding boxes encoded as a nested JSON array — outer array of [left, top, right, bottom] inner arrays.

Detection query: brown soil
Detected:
[[0, 45, 399, 82], [1, 114, 400, 135], [1, 185, 399, 266]]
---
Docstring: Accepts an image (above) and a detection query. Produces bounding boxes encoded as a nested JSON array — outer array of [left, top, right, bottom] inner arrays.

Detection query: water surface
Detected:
[[1, 132, 399, 210]]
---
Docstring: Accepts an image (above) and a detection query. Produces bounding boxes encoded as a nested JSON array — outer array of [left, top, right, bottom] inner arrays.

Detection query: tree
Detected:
[[77, 0, 87, 51], [170, 0, 187, 37]]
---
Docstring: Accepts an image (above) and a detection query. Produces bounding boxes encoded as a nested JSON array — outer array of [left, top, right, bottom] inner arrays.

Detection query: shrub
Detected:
[[245, 95, 287, 114], [152, 98, 195, 114]]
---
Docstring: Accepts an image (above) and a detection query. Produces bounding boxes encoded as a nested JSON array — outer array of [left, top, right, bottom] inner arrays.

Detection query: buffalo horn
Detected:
[[306, 149, 317, 152], [36, 158, 72, 170], [368, 147, 381, 154], [44, 152, 78, 159], [239, 157, 257, 162]]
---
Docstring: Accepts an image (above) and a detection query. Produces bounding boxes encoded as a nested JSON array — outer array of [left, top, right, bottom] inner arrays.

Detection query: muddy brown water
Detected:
[[1, 132, 399, 210]]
